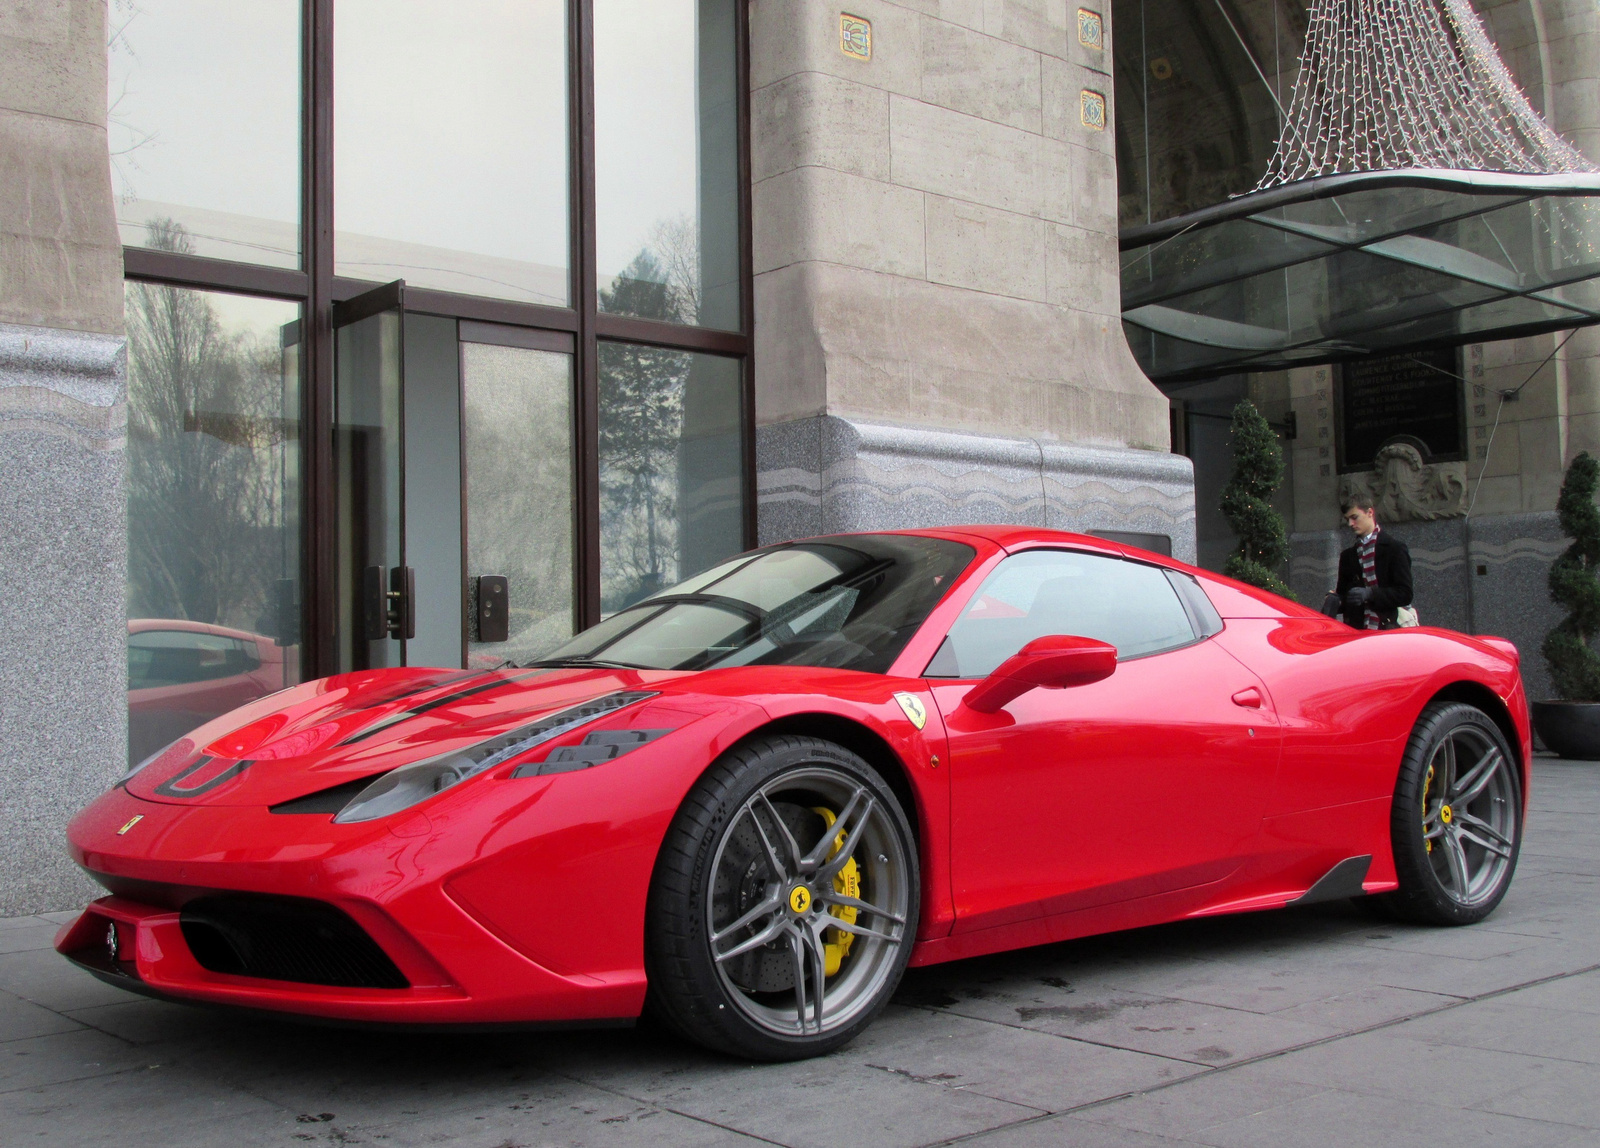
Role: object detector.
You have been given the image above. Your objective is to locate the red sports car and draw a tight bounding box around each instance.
[59,528,1529,1060]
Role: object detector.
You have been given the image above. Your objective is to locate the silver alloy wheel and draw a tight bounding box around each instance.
[706,765,911,1038]
[1420,723,1518,907]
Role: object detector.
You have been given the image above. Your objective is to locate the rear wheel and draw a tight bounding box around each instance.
[645,735,918,1060]
[1376,702,1521,925]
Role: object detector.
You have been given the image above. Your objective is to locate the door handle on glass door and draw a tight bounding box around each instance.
[388,566,416,641]
[1231,687,1262,708]
[477,575,509,644]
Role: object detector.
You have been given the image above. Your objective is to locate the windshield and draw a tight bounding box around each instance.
[533,534,976,674]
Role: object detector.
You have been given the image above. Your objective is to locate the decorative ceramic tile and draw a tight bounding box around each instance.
[840,13,871,60]
[1077,8,1103,49]
[1080,89,1106,130]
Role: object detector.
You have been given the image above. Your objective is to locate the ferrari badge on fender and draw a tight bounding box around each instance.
[893,692,927,729]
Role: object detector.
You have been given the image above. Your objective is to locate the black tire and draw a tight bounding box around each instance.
[645,734,919,1060]
[1374,701,1522,925]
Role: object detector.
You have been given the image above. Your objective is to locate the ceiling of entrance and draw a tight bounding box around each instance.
[1120,170,1600,384]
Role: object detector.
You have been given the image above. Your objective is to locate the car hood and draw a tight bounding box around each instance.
[124,665,693,808]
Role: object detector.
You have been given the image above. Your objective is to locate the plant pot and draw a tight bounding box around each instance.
[1531,700,1600,759]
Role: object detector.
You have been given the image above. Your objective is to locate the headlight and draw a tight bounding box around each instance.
[120,736,197,785]
[332,691,657,824]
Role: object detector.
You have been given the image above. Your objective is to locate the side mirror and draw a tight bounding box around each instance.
[962,635,1117,713]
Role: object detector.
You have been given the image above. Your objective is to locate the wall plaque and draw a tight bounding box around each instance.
[1077,9,1103,50]
[1080,89,1106,130]
[840,13,871,60]
[1336,347,1464,473]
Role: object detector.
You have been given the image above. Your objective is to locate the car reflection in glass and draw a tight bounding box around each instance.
[127,620,296,765]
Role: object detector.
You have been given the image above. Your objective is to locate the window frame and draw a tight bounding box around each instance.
[119,0,755,678]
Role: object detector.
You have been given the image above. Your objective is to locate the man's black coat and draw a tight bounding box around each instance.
[1335,531,1414,629]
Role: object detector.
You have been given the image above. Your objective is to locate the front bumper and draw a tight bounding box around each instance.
[56,784,655,1026]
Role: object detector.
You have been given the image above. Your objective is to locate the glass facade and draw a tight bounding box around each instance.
[334,0,570,305]
[599,344,744,610]
[108,0,301,267]
[116,1,752,732]
[595,0,742,330]
[1112,0,1285,228]
[125,283,303,762]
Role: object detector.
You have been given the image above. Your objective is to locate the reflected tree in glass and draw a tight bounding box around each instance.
[125,231,301,758]
[597,341,686,609]
[595,0,739,329]
[599,336,743,613]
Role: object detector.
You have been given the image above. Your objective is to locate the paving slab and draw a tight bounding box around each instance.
[1159,1086,1581,1148]
[0,946,142,1012]
[1386,996,1600,1065]
[0,989,84,1044]
[0,921,63,955]
[826,1003,1205,1111]
[0,1061,285,1147]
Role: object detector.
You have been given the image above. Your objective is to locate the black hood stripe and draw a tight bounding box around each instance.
[338,670,547,745]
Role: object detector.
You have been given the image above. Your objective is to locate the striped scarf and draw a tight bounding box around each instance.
[1359,528,1380,630]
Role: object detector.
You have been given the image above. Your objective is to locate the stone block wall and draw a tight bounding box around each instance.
[750,0,1187,544]
[0,0,125,913]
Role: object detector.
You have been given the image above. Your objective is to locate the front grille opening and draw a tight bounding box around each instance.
[179,894,409,989]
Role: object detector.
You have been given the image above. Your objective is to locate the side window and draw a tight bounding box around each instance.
[925,550,1197,678]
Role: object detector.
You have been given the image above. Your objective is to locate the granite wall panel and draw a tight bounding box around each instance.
[759,414,1196,563]
[0,322,126,913]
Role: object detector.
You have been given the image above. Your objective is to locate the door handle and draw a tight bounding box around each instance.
[361,566,415,641]
[1231,687,1263,709]
[477,575,509,643]
[388,566,416,641]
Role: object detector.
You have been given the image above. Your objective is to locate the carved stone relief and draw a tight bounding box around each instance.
[1337,442,1467,522]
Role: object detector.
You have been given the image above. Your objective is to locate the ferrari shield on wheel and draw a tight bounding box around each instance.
[1379,701,1522,925]
[645,735,918,1060]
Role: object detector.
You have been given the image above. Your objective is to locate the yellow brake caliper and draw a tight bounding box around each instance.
[812,807,860,977]
[1423,764,1435,852]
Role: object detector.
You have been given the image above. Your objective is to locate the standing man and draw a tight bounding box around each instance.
[1334,497,1414,629]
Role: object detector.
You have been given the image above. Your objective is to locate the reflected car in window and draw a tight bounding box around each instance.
[127,620,295,765]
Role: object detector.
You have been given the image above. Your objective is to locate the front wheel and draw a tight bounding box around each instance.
[1376,702,1522,925]
[645,735,919,1060]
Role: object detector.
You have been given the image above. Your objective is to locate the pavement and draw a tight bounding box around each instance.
[2,756,1598,1148]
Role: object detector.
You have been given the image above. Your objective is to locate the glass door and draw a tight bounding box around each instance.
[332,280,410,670]
[460,328,577,668]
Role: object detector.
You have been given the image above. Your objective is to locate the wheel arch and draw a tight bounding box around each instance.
[1424,680,1526,783]
[730,713,923,849]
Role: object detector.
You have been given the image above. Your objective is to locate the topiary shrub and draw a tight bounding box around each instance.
[1220,399,1293,599]
[1543,451,1600,701]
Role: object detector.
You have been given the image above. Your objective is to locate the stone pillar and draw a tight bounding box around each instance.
[749,1,1193,559]
[0,0,126,913]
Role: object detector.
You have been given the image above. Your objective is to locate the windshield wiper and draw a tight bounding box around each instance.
[524,656,641,670]
[642,593,765,622]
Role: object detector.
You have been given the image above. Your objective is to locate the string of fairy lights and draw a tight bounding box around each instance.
[1255,0,1597,190]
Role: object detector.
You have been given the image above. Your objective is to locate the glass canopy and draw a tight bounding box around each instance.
[1121,171,1600,383]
